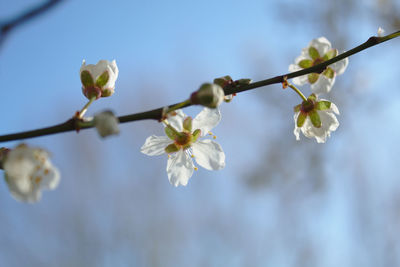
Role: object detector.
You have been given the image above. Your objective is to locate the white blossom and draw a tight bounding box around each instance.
[80,59,119,99]
[289,37,348,95]
[94,110,120,138]
[377,27,385,37]
[3,144,60,203]
[141,108,225,186]
[293,94,339,143]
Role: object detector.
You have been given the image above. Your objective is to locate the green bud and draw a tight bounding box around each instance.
[297,112,307,127]
[323,49,338,60]
[323,67,335,79]
[298,59,313,69]
[309,110,321,128]
[165,125,179,140]
[80,70,94,87]
[183,117,192,132]
[308,73,319,84]
[192,129,201,143]
[308,46,320,60]
[191,83,224,108]
[213,75,232,87]
[165,143,179,154]
[316,101,331,110]
[308,94,317,101]
[96,71,110,87]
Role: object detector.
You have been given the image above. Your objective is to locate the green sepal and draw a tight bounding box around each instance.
[96,71,110,88]
[308,94,317,101]
[294,104,301,113]
[316,101,331,110]
[183,117,192,132]
[236,78,252,85]
[298,59,313,69]
[80,70,94,87]
[213,75,232,87]
[165,143,179,154]
[308,73,319,84]
[309,110,321,128]
[323,49,337,60]
[323,67,335,79]
[192,129,201,143]
[297,112,307,127]
[165,125,179,140]
[308,46,320,60]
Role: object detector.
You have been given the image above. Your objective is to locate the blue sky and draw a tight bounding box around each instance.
[1,1,400,266]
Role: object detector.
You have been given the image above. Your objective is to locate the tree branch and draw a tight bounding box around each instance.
[0,30,399,143]
[0,0,63,48]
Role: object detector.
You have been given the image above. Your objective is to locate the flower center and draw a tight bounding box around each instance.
[175,132,191,146]
[312,57,325,66]
[301,99,315,113]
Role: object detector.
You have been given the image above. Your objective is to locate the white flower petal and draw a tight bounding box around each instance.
[301,110,339,143]
[310,37,332,56]
[311,74,335,95]
[192,140,225,170]
[141,135,171,156]
[38,163,60,190]
[167,110,185,132]
[330,102,340,115]
[289,63,309,85]
[192,108,221,136]
[377,27,385,37]
[294,51,311,64]
[331,57,348,76]
[293,112,301,140]
[167,150,194,186]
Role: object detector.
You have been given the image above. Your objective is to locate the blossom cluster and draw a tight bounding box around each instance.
[288,36,348,143]
[0,34,355,201]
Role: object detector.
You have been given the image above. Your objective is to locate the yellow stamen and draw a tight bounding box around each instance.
[194,167,198,171]
[191,154,195,158]
[213,135,217,139]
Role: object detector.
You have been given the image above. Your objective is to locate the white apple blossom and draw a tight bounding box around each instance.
[2,144,60,203]
[141,108,225,186]
[94,110,120,138]
[293,94,339,143]
[80,59,119,99]
[289,37,348,95]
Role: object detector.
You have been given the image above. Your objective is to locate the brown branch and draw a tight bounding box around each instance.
[0,30,399,143]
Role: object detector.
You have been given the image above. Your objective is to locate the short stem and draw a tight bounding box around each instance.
[78,96,96,119]
[287,83,307,101]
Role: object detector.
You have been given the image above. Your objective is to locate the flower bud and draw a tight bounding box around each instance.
[80,59,119,99]
[94,110,120,138]
[190,83,224,108]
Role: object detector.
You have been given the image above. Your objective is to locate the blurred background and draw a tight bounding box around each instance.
[1,0,400,266]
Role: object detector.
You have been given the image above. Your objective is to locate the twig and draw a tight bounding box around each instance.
[0,0,62,47]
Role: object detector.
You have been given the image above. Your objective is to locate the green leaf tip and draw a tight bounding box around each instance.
[80,70,94,87]
[96,71,110,87]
